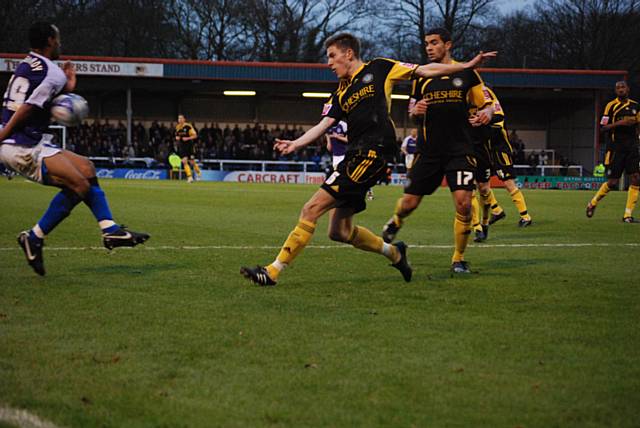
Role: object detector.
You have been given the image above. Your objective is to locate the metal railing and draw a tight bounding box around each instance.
[513,164,583,177]
[87,156,324,172]
[85,157,584,177]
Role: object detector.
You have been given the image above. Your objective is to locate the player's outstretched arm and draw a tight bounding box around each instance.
[414,51,497,79]
[274,116,336,155]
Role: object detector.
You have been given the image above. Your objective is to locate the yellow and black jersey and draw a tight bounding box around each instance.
[321,58,418,153]
[175,122,197,141]
[411,64,490,156]
[601,97,639,148]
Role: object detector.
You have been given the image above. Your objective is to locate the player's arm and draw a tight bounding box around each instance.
[274,117,336,155]
[182,126,197,141]
[325,134,332,152]
[414,51,497,79]
[331,134,348,143]
[599,102,614,132]
[0,103,37,141]
[409,97,427,123]
[62,61,76,92]
[604,116,639,130]
[468,83,495,127]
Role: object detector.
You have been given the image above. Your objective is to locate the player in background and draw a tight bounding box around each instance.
[0,22,149,276]
[587,81,640,222]
[401,128,418,171]
[240,32,496,286]
[471,85,532,242]
[175,114,201,183]
[381,28,495,274]
[325,119,348,170]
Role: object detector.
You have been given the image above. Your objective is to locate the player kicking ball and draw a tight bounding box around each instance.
[240,32,495,286]
[0,22,149,276]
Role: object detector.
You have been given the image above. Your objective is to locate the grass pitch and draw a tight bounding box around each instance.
[0,178,639,427]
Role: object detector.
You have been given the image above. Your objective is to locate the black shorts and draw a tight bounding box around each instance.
[475,141,493,184]
[178,141,195,159]
[490,129,516,181]
[475,131,516,183]
[405,152,477,195]
[605,147,640,179]
[321,149,387,214]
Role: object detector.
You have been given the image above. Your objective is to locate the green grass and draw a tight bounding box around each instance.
[1,178,639,427]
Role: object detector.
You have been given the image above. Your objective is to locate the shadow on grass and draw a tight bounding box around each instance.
[74,262,182,276]
[410,256,563,282]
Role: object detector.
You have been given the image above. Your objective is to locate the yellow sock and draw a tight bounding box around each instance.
[266,219,316,280]
[452,212,471,263]
[348,226,398,263]
[193,162,201,175]
[591,182,610,207]
[624,185,639,218]
[510,188,531,220]
[479,191,491,226]
[184,163,193,178]
[392,198,406,227]
[471,193,482,232]
[488,189,503,215]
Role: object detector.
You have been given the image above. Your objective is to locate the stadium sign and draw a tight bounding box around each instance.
[516,176,606,190]
[198,170,325,184]
[225,171,325,184]
[96,168,167,179]
[0,58,164,77]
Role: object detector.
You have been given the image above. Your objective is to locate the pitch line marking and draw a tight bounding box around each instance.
[0,243,638,252]
[0,406,61,428]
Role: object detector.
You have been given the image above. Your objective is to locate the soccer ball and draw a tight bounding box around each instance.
[50,93,89,126]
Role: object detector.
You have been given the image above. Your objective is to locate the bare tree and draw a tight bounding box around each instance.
[242,0,363,62]
[534,0,640,70]
[364,0,496,63]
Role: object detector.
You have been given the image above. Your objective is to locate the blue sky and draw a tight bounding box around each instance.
[498,0,535,13]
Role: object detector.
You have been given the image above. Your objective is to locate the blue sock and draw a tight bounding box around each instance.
[84,177,119,233]
[37,189,83,236]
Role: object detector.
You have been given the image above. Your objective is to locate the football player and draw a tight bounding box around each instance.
[0,22,150,275]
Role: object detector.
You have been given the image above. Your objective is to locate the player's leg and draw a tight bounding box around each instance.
[15,149,90,275]
[446,158,475,273]
[487,189,505,224]
[450,189,473,273]
[181,156,193,182]
[382,193,422,243]
[588,150,618,217]
[190,157,201,178]
[473,148,492,241]
[241,188,335,286]
[471,189,481,234]
[476,182,492,229]
[623,161,640,222]
[503,179,531,227]
[329,207,411,282]
[382,153,435,243]
[46,150,149,250]
[474,182,492,242]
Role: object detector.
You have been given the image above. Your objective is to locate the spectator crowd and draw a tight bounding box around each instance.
[63,120,329,166]
[60,120,576,175]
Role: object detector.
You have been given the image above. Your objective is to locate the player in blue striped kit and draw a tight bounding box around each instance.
[0,22,150,275]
